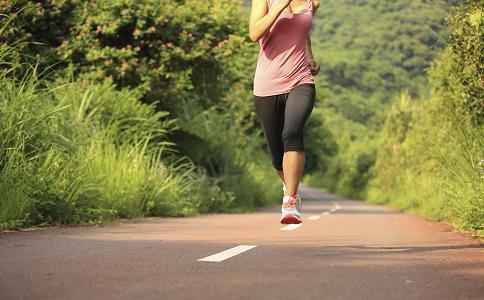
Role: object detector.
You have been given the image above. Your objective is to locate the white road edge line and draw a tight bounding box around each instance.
[280,224,303,231]
[198,245,257,262]
[308,215,320,220]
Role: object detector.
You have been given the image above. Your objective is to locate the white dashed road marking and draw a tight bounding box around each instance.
[308,215,320,220]
[198,245,257,262]
[280,224,303,231]
[321,211,330,215]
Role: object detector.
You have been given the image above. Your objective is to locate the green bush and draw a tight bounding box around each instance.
[0,59,235,229]
[1,0,254,112]
[368,83,483,236]
[367,0,483,236]
[444,0,483,121]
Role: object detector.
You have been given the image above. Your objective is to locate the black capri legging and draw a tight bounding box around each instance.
[253,83,316,171]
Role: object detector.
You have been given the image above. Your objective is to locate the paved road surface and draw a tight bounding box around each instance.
[1,184,483,299]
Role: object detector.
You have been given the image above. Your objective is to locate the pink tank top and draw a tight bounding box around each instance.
[253,0,315,97]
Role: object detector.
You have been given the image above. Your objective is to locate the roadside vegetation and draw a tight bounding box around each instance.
[0,0,281,230]
[1,0,481,236]
[367,1,483,236]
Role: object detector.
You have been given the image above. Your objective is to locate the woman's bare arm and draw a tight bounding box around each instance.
[249,0,293,42]
[305,36,320,75]
[305,35,314,60]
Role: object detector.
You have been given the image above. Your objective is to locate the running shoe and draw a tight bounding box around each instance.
[282,182,302,212]
[280,194,302,224]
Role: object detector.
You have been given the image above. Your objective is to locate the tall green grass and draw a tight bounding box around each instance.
[0,43,238,230]
[367,85,483,237]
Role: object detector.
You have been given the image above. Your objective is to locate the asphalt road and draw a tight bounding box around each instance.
[1,184,483,300]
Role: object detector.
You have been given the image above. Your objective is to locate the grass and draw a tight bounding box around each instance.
[0,13,281,230]
[366,89,483,238]
[0,54,235,230]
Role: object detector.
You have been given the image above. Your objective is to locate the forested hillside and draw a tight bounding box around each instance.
[313,0,454,124]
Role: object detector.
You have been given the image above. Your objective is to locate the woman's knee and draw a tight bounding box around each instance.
[282,127,304,151]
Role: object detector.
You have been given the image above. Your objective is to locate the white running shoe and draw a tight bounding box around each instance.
[282,182,302,212]
[280,194,302,224]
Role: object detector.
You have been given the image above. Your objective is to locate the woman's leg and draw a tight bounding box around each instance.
[282,152,304,196]
[253,94,285,173]
[282,83,316,197]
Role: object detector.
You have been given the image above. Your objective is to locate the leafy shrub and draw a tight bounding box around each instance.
[367,1,483,236]
[1,0,254,112]
[444,0,483,121]
[0,58,234,229]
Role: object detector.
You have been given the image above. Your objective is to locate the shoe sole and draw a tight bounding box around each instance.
[280,213,302,224]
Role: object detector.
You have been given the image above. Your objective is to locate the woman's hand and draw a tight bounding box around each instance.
[307,58,320,76]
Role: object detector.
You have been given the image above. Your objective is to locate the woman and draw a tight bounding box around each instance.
[249,0,320,224]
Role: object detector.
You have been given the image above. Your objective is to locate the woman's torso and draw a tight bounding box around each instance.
[253,0,315,97]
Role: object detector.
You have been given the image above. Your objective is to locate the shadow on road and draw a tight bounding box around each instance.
[314,244,484,254]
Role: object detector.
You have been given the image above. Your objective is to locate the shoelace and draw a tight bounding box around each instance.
[283,196,298,209]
